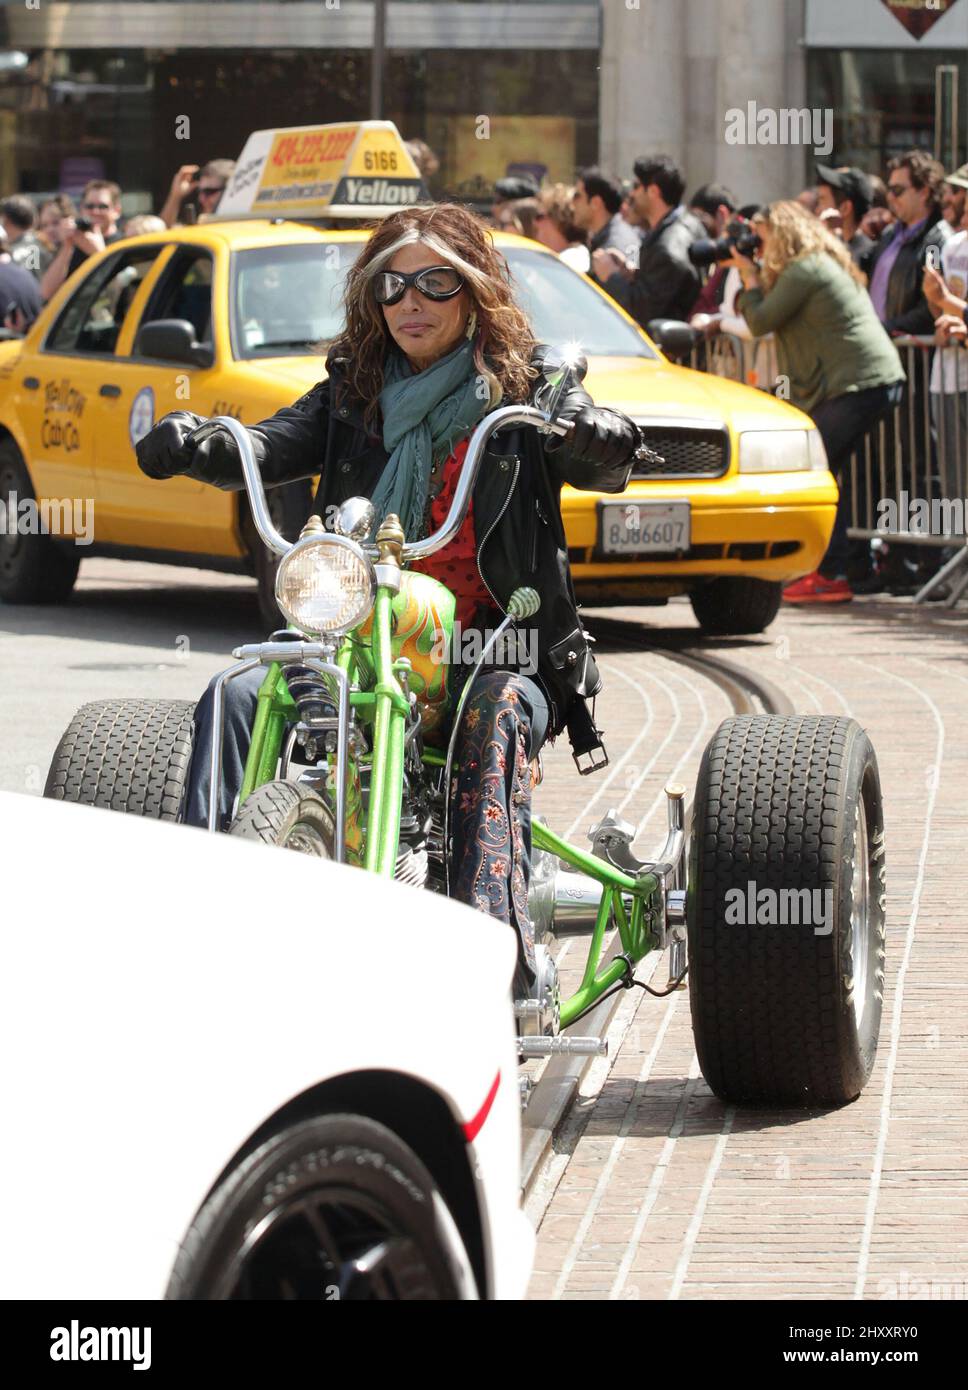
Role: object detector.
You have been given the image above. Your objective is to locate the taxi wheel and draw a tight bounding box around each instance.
[689,577,782,636]
[0,441,80,604]
[244,479,314,630]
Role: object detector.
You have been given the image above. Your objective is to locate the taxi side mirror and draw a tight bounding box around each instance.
[135,319,213,368]
[646,319,698,362]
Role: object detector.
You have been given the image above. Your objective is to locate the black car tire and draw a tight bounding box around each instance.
[0,440,80,603]
[167,1113,469,1300]
[689,577,782,636]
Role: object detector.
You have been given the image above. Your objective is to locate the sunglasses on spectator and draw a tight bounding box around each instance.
[372,265,464,305]
[82,202,112,211]
[198,186,223,197]
[886,183,912,197]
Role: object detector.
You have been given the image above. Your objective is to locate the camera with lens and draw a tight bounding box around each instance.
[689,216,762,269]
[74,216,94,234]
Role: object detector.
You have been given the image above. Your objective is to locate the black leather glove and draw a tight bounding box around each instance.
[559,405,639,469]
[137,414,251,490]
[135,411,206,480]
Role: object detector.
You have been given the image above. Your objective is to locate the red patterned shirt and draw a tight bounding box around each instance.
[409,437,495,629]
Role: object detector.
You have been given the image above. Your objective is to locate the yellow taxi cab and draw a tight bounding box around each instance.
[0,121,837,635]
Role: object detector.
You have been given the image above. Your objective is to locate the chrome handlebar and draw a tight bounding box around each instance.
[210,404,570,564]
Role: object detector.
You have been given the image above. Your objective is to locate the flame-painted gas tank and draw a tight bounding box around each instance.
[355,569,456,733]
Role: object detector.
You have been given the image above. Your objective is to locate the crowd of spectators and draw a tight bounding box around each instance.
[490,147,968,602]
[0,157,235,332]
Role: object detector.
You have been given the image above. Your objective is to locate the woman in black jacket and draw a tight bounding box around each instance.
[136,203,640,989]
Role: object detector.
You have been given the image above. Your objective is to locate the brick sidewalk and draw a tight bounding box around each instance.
[527,595,968,1301]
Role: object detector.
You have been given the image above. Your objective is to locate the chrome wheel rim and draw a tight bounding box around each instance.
[850,797,871,1028]
[283,820,328,856]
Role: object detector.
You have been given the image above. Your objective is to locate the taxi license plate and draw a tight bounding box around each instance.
[597,501,691,557]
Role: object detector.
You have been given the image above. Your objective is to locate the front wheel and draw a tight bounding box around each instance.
[229,779,336,856]
[689,577,782,636]
[166,1114,472,1299]
[688,714,885,1106]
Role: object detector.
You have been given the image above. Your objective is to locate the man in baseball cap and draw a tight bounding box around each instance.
[815,164,876,267]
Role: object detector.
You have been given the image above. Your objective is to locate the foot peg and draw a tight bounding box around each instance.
[517,1035,608,1059]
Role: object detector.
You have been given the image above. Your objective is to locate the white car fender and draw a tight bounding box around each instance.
[0,792,534,1299]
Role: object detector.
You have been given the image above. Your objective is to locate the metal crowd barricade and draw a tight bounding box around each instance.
[843,336,968,606]
[688,329,968,607]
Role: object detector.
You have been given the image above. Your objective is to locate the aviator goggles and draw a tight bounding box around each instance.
[372,265,465,305]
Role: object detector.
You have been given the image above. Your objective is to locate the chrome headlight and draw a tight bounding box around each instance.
[738,428,828,473]
[275,534,376,635]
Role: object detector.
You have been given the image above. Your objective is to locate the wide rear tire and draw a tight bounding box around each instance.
[687,714,885,1106]
[44,698,195,819]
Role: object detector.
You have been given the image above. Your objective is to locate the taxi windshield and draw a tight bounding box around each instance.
[230,239,655,360]
[231,242,359,357]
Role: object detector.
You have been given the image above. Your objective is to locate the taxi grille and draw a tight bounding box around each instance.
[631,423,730,480]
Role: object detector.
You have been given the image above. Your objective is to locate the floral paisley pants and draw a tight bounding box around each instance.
[448,668,551,987]
[185,664,551,990]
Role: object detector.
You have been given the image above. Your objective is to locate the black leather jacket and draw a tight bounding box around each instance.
[863,208,952,337]
[604,206,703,328]
[151,346,638,760]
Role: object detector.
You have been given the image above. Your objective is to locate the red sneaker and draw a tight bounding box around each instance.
[782,571,853,604]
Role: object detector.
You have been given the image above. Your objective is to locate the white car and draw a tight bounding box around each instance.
[1,791,533,1300]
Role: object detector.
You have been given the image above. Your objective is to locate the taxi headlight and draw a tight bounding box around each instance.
[275,535,376,635]
[738,428,828,473]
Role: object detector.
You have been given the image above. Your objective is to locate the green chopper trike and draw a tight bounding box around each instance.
[46,355,886,1107]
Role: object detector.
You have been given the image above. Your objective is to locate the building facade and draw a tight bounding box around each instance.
[0,0,963,214]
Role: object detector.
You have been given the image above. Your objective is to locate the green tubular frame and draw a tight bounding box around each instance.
[238,578,662,1028]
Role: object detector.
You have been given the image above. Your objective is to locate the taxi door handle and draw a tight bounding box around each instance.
[100,384,122,398]
[22,376,39,389]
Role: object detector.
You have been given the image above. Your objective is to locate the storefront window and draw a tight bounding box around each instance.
[809,48,968,174]
[385,48,599,200]
[0,39,599,212]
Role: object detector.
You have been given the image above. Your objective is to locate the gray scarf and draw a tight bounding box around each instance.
[369,339,495,541]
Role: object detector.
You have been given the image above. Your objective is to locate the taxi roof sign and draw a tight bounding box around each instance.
[216,121,428,220]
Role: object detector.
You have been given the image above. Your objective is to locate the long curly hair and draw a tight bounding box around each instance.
[757,200,865,290]
[332,204,537,430]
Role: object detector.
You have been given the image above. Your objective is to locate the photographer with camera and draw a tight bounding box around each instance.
[687,184,739,327]
[39,180,124,303]
[731,201,905,605]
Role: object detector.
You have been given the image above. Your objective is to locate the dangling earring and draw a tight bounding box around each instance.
[465,308,478,340]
